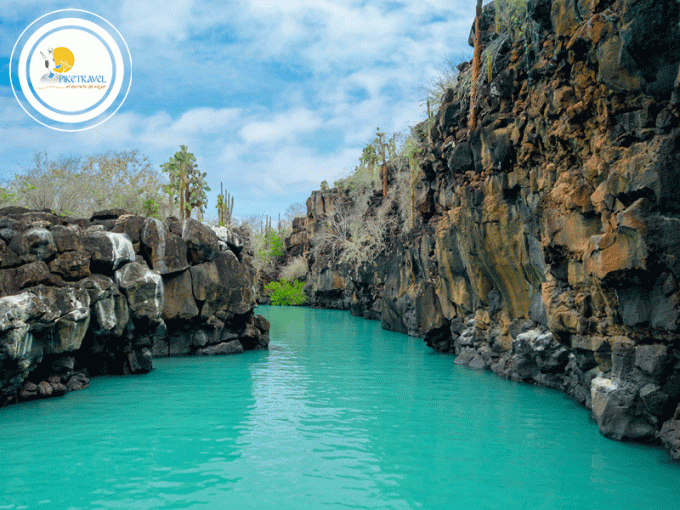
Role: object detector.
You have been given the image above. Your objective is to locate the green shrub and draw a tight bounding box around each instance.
[264,279,308,306]
[269,232,285,258]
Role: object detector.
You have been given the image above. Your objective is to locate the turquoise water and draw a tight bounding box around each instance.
[1,306,678,509]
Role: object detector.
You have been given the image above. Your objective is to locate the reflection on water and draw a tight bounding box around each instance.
[0,305,678,509]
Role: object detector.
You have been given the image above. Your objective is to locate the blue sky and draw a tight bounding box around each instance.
[1,0,477,220]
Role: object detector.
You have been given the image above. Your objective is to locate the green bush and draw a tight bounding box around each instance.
[264,279,308,306]
[269,232,285,258]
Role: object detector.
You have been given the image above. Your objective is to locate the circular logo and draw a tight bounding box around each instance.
[10,9,131,131]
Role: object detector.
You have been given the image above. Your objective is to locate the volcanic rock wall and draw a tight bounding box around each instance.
[0,207,268,407]
[286,0,680,459]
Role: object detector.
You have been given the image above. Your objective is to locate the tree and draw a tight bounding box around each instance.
[9,150,166,217]
[469,0,484,133]
[161,145,210,221]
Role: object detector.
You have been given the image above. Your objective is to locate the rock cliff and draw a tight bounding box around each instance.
[285,0,680,459]
[0,208,268,406]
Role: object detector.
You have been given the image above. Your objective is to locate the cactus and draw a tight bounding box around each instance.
[161,145,209,221]
[216,183,235,226]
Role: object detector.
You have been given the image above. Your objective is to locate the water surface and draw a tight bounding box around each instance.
[1,306,678,509]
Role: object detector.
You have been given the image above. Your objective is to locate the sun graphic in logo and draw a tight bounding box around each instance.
[51,47,74,73]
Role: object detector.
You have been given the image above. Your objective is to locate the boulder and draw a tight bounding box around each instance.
[0,261,55,295]
[182,218,219,264]
[161,270,199,320]
[112,214,146,244]
[140,218,189,275]
[254,314,270,334]
[596,35,643,93]
[90,209,126,221]
[65,372,89,391]
[164,216,183,237]
[31,286,91,354]
[48,376,68,396]
[80,275,129,336]
[37,380,53,397]
[82,232,135,272]
[551,0,581,39]
[49,225,82,253]
[23,228,56,261]
[166,331,192,356]
[19,381,38,400]
[126,348,153,374]
[590,376,656,441]
[660,407,680,461]
[1,325,36,363]
[212,225,244,256]
[48,251,91,280]
[190,251,255,318]
[635,344,670,383]
[115,262,164,321]
[0,291,46,331]
[196,340,244,356]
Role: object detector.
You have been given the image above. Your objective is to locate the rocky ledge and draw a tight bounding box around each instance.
[0,207,268,406]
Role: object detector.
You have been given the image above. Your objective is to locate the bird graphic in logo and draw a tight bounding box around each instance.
[39,47,74,82]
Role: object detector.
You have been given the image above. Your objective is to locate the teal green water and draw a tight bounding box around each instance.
[1,306,678,509]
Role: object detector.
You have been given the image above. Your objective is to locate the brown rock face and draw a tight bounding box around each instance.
[286,0,680,459]
[162,270,199,320]
[190,251,255,318]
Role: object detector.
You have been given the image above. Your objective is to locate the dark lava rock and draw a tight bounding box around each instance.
[140,218,188,275]
[90,209,127,221]
[182,218,219,264]
[196,340,244,356]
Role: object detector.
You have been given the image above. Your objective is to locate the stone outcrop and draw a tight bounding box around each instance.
[285,0,680,459]
[0,208,269,407]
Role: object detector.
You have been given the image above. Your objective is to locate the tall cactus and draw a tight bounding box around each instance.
[161,145,209,221]
[216,183,235,226]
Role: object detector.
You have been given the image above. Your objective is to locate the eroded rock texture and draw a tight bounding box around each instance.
[285,0,680,459]
[0,209,268,407]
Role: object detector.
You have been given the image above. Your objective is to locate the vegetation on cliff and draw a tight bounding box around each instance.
[161,145,210,221]
[0,150,167,219]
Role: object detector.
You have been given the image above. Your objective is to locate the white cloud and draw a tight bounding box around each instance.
[240,108,323,143]
[119,0,196,41]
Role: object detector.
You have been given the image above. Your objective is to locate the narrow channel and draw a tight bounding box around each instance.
[1,305,678,509]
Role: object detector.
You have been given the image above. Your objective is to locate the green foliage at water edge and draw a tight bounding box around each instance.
[264,279,309,306]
